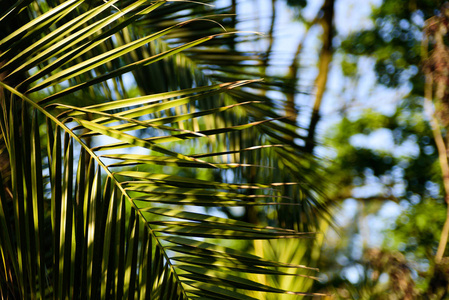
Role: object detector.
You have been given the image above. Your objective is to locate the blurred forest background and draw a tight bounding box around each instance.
[225,0,449,298]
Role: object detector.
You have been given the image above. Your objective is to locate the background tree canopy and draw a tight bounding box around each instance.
[2,0,449,299]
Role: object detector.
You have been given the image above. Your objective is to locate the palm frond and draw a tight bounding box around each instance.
[0,0,326,298]
[129,3,331,231]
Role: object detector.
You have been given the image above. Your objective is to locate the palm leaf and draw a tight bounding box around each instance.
[127,2,331,231]
[0,0,325,299]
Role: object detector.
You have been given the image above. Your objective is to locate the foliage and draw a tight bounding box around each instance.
[340,0,438,89]
[324,99,439,202]
[313,0,449,297]
[0,0,329,298]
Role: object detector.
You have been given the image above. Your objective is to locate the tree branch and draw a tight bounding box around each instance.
[422,24,449,263]
[304,0,335,153]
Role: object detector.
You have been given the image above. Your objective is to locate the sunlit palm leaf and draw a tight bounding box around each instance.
[0,0,325,299]
[127,2,330,231]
